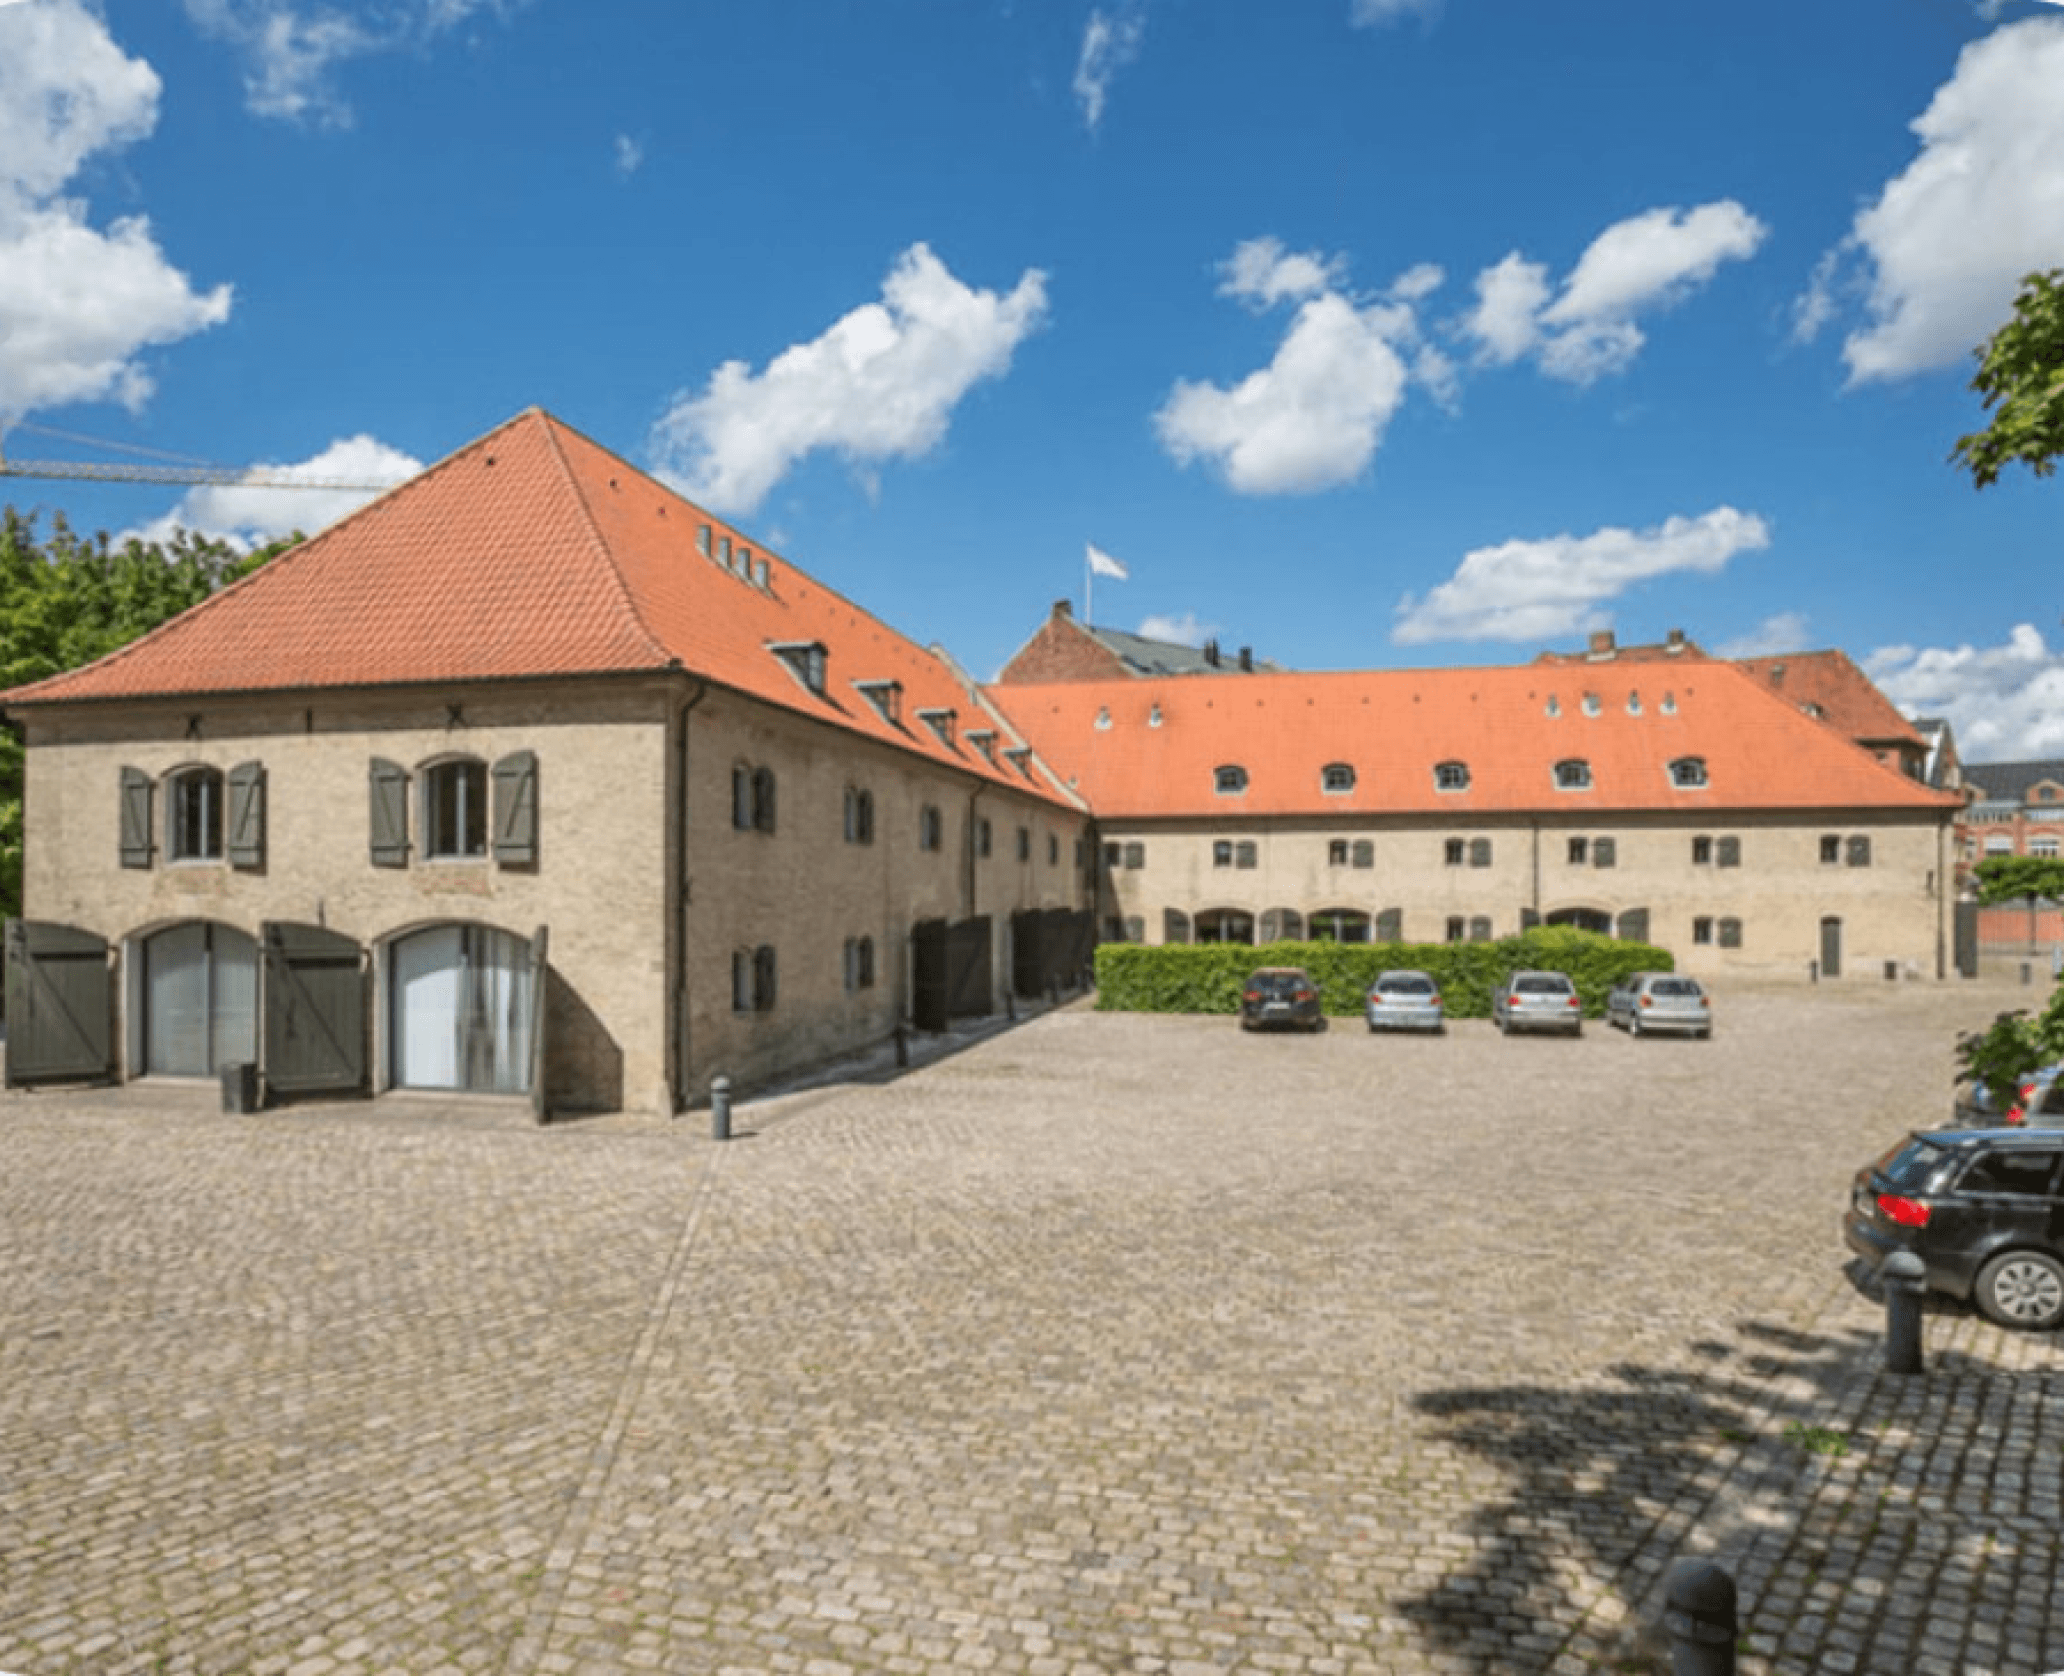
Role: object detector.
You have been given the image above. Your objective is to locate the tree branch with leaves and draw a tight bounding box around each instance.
[1952,268,2064,489]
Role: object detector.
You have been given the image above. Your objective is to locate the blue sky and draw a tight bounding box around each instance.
[2,0,2061,757]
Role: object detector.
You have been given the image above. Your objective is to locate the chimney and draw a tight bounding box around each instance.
[1203,639,1220,667]
[1770,661,1786,687]
[1665,627,1685,652]
[1054,599,1073,619]
[1587,629,1616,659]
[1238,646,1253,672]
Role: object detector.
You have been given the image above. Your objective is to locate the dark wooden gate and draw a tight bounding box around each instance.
[1011,909,1045,998]
[3,920,114,1088]
[1953,901,1979,979]
[260,922,367,1098]
[946,916,992,1019]
[912,918,949,1032]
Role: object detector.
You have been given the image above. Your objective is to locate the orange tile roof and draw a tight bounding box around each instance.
[990,663,1960,818]
[1,410,1079,808]
[1732,650,1923,749]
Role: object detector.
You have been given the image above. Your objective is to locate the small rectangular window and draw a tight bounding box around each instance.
[1445,916,1465,942]
[1469,837,1492,868]
[1568,837,1588,865]
[1692,836,1712,865]
[1444,838,1464,866]
[1693,916,1714,945]
[1213,840,1234,869]
[1716,836,1741,869]
[1820,834,1841,864]
[1123,842,1145,870]
[1329,839,1349,867]
[1846,835,1872,868]
[1718,917,1743,949]
[1103,841,1121,866]
[1019,827,1032,862]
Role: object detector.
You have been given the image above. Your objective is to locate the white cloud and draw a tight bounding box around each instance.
[1392,506,1771,645]
[1220,237,1346,309]
[613,133,643,177]
[1137,611,1214,647]
[1714,612,1813,658]
[1074,3,1147,133]
[1865,626,2064,759]
[647,243,1049,516]
[179,0,523,126]
[0,1,231,419]
[123,434,422,549]
[1461,201,1767,384]
[1350,0,1440,27]
[1809,16,2064,382]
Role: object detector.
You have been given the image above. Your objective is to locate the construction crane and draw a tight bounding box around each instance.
[0,421,398,491]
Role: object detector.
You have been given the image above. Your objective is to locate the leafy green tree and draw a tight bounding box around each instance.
[1972,854,2064,906]
[1,510,298,923]
[1951,268,2064,489]
[1956,856,2064,1104]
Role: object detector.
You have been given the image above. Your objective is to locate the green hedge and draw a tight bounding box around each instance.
[1093,927,1672,1019]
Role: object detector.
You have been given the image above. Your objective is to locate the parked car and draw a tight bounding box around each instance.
[1843,1126,2064,1331]
[1605,971,1712,1038]
[1239,967,1324,1032]
[1490,970,1582,1036]
[1364,969,1443,1034]
[1953,1061,2064,1127]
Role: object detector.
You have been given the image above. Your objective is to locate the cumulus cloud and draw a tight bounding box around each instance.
[1074,2,1147,132]
[1461,201,1767,383]
[1158,241,1454,495]
[1865,626,2064,759]
[1137,611,1214,647]
[1392,507,1771,645]
[180,0,523,126]
[1799,16,2064,382]
[122,435,422,549]
[0,1,231,419]
[1715,612,1813,658]
[647,243,1048,516]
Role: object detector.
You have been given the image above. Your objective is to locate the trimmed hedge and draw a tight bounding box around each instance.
[1093,927,1673,1019]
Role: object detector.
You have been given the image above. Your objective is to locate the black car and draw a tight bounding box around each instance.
[1239,967,1324,1032]
[1843,1126,2064,1330]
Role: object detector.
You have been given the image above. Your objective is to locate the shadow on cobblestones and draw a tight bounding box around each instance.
[1398,1322,1868,1674]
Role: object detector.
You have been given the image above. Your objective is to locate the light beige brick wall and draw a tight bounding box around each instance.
[1095,809,1953,978]
[679,687,1089,1095]
[18,679,676,1112]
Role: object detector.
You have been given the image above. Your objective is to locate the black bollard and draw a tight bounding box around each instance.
[1663,1560,1738,1676]
[710,1074,731,1142]
[1882,1250,1926,1375]
[894,1024,909,1068]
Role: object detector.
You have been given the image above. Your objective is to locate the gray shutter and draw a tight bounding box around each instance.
[119,767,154,868]
[1616,907,1650,944]
[492,750,539,865]
[1592,837,1617,868]
[1716,835,1741,868]
[369,758,409,867]
[227,761,266,868]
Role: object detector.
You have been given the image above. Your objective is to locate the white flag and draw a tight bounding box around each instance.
[1087,543,1129,580]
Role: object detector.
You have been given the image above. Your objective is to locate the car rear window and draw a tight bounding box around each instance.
[1515,976,1570,994]
[1251,972,1307,996]
[1651,979,1701,997]
[1382,977,1434,995]
[1874,1136,1952,1192]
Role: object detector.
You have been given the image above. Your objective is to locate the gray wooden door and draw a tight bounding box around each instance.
[261,923,367,1098]
[4,920,114,1088]
[911,919,948,1032]
[1820,916,1843,978]
[946,916,992,1018]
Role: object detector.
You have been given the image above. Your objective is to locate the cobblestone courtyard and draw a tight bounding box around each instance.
[2,977,2060,1676]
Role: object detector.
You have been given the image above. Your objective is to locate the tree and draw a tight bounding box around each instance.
[1951,268,2064,489]
[1972,854,2064,907]
[0,511,298,924]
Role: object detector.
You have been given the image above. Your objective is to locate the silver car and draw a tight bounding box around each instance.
[1364,969,1444,1033]
[1606,971,1712,1039]
[1491,970,1583,1036]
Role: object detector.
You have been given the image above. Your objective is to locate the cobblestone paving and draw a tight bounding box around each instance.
[2,977,2059,1675]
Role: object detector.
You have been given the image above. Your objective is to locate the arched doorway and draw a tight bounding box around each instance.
[1546,907,1612,935]
[138,921,258,1076]
[1309,908,1372,943]
[1195,908,1256,945]
[388,924,537,1094]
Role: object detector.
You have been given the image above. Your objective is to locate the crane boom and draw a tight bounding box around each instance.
[0,456,395,490]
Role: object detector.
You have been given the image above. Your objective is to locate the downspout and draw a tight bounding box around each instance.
[966,780,989,921]
[673,675,708,1111]
[1530,818,1541,928]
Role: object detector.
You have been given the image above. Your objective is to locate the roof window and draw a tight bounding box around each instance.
[1435,760,1470,792]
[1554,758,1592,791]
[696,524,712,557]
[966,728,997,764]
[1003,744,1033,775]
[1214,764,1248,796]
[1094,707,1111,730]
[854,679,902,724]
[1581,692,1601,717]
[1626,691,1642,715]
[1545,694,1560,718]
[769,641,828,696]
[1148,704,1163,728]
[918,707,958,749]
[1321,762,1356,794]
[1669,756,1708,789]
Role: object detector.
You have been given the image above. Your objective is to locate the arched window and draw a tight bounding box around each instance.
[1162,908,1191,945]
[843,786,874,845]
[1309,908,1371,944]
[1195,909,1255,945]
[1321,763,1356,794]
[1259,908,1304,942]
[423,758,488,858]
[166,766,225,861]
[1554,759,1592,790]
[1214,764,1248,795]
[1669,756,1708,789]
[1435,760,1470,792]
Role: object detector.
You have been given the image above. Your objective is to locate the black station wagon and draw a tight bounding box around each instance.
[1843,1127,2064,1331]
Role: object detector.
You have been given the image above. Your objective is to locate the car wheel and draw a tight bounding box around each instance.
[1629,1012,1643,1038]
[1974,1249,2064,1331]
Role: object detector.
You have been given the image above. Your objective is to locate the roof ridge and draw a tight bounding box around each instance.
[529,412,677,670]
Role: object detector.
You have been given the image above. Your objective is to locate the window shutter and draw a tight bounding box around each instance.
[492,751,539,865]
[119,767,154,869]
[227,761,266,868]
[1592,837,1617,869]
[1717,836,1741,869]
[1616,907,1649,943]
[369,758,409,867]
[1375,908,1402,942]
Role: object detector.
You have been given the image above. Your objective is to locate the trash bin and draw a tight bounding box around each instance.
[220,1061,259,1114]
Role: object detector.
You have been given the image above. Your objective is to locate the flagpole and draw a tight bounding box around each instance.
[1085,548,1093,627]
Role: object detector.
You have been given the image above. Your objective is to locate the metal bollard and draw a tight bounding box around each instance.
[1882,1250,1927,1375]
[2022,961,2034,986]
[1004,990,1016,1022]
[1808,959,1818,984]
[1663,1560,1738,1676]
[710,1074,731,1143]
[894,1024,909,1068]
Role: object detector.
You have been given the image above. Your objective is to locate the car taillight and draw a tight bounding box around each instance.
[1243,991,1261,1004]
[1639,996,1652,1008]
[1877,1194,1931,1228]
[2005,1106,2026,1126]
[1568,995,1581,1007]
[1295,989,1314,1002]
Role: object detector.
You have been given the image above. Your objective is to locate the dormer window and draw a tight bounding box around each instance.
[1554,759,1592,791]
[1545,695,1560,717]
[1581,693,1601,717]
[1321,763,1356,794]
[718,535,733,567]
[1214,764,1248,796]
[1626,691,1642,715]
[769,640,828,696]
[854,680,902,725]
[1661,692,1677,715]
[1094,707,1112,730]
[1003,744,1033,774]
[918,707,957,748]
[966,728,996,764]
[1669,756,1709,789]
[696,524,712,557]
[1435,760,1470,793]
[1148,705,1163,728]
